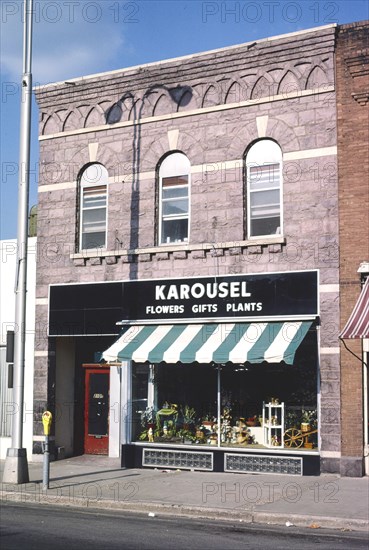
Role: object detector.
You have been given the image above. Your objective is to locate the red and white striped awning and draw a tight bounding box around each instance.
[339,278,369,339]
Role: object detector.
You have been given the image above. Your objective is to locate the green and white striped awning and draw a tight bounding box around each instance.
[102,321,312,365]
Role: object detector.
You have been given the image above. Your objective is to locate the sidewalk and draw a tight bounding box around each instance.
[1,455,368,532]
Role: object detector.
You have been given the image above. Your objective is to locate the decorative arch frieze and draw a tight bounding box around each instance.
[137,90,159,119]
[63,110,82,132]
[176,87,195,112]
[126,97,140,121]
[40,55,332,136]
[84,102,109,128]
[305,64,329,91]
[225,78,248,104]
[42,109,72,135]
[190,83,208,110]
[277,70,301,96]
[250,73,275,101]
[202,83,220,108]
[42,113,60,135]
[153,93,177,117]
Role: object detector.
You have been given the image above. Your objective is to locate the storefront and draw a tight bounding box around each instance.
[98,270,320,475]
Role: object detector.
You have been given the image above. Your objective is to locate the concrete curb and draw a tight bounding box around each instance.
[1,490,368,532]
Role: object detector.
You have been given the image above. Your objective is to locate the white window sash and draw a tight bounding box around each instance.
[247,160,282,238]
[80,184,107,250]
[159,158,190,244]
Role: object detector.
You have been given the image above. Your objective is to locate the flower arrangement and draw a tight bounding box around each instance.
[221,406,232,423]
[141,406,155,428]
[202,413,216,424]
[301,409,317,427]
[181,405,196,425]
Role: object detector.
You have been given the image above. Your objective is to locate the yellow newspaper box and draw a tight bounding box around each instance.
[42,411,52,436]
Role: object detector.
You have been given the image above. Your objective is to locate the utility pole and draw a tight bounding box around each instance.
[2,0,33,484]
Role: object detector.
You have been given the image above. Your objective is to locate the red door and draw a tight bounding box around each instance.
[84,368,110,455]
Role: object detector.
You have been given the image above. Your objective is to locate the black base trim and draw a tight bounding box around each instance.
[121,444,320,475]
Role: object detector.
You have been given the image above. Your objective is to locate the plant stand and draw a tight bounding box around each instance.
[263,401,285,448]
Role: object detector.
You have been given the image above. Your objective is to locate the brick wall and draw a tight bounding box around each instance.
[336,21,369,476]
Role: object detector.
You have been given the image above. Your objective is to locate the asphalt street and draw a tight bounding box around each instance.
[1,502,368,550]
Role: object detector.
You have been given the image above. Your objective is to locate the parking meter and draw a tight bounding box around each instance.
[42,411,52,490]
[42,411,52,435]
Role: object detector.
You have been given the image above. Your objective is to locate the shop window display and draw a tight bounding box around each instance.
[131,333,318,450]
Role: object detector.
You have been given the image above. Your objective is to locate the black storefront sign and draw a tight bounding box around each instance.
[49,271,318,336]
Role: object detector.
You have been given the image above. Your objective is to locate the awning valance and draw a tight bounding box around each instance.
[340,278,369,339]
[102,321,312,365]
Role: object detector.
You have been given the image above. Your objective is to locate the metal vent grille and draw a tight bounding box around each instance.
[225,453,302,475]
[143,448,213,471]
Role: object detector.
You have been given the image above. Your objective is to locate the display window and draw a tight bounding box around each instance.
[131,331,318,451]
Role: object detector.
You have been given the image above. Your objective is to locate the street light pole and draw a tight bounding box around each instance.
[2,0,33,484]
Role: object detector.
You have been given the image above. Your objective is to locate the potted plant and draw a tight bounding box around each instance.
[195,426,206,441]
[300,409,317,432]
[181,405,196,430]
[202,413,215,429]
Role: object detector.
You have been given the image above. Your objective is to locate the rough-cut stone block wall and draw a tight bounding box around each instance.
[33,26,341,467]
[336,21,369,477]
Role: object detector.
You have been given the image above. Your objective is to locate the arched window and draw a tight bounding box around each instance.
[79,163,108,250]
[246,140,282,238]
[158,152,190,244]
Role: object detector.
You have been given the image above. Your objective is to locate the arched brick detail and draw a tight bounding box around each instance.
[225,78,249,104]
[153,93,176,117]
[69,143,121,183]
[305,64,329,90]
[138,136,175,173]
[76,104,92,119]
[190,83,208,110]
[202,83,221,108]
[137,130,207,173]
[120,94,136,121]
[267,118,300,151]
[251,73,274,101]
[242,117,300,153]
[242,120,262,152]
[138,91,159,119]
[84,102,109,128]
[42,113,62,135]
[277,70,301,96]
[63,110,81,132]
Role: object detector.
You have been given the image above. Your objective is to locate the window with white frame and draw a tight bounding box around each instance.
[246,140,282,238]
[79,164,108,250]
[159,152,190,244]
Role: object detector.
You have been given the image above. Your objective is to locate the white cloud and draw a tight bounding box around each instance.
[1,1,128,84]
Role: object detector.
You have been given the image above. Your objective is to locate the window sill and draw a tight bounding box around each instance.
[70,236,285,265]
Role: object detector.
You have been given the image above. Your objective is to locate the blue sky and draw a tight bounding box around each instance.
[1,0,368,240]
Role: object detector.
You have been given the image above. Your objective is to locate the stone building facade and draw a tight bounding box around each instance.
[33,24,343,474]
[336,21,369,477]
